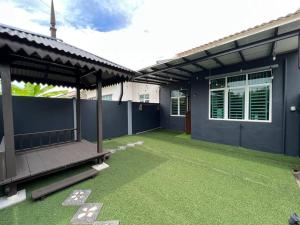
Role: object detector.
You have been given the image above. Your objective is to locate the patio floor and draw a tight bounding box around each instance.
[0,140,102,186]
[0,130,300,225]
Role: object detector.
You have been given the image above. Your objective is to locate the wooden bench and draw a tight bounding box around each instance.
[31,168,99,200]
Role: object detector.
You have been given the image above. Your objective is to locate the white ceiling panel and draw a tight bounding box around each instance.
[198,59,220,69]
[208,42,236,54]
[217,52,243,65]
[181,64,201,72]
[278,20,300,34]
[184,51,206,60]
[238,29,274,46]
[242,44,271,61]
[275,36,298,54]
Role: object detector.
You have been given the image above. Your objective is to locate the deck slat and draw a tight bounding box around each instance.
[31,168,99,200]
[12,154,30,181]
[0,140,109,186]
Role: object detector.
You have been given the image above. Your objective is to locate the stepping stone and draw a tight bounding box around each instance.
[62,190,91,206]
[110,149,117,154]
[71,203,103,224]
[94,221,119,225]
[118,146,127,151]
[135,141,144,145]
[126,143,135,147]
[92,163,109,172]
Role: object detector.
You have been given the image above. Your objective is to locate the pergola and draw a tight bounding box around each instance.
[136,11,300,84]
[0,23,136,195]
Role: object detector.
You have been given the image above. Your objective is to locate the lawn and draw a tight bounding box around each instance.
[1,130,300,225]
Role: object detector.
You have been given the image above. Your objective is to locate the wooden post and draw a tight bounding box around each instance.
[76,78,81,142]
[96,74,103,153]
[0,63,16,179]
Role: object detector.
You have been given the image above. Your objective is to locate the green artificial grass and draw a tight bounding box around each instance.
[1,130,300,225]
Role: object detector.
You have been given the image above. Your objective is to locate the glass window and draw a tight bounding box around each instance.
[248,71,272,85]
[102,94,112,101]
[210,90,224,119]
[228,88,245,119]
[210,78,225,89]
[171,90,187,116]
[227,75,246,87]
[140,94,150,103]
[209,70,272,122]
[249,86,270,121]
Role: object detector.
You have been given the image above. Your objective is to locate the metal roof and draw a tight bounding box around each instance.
[136,10,300,85]
[0,23,137,88]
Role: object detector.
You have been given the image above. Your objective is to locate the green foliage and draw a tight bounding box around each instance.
[10,83,68,97]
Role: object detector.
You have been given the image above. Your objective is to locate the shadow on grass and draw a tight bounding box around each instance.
[88,148,168,199]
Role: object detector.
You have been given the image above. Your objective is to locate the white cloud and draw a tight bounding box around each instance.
[0,0,299,70]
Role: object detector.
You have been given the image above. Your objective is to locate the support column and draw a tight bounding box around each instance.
[76,79,81,142]
[96,74,103,153]
[0,63,16,179]
[127,101,132,135]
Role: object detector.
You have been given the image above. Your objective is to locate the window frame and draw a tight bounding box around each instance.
[208,70,272,123]
[170,90,187,117]
[139,94,150,103]
[102,94,113,101]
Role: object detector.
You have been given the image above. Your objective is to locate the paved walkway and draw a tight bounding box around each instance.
[63,141,144,224]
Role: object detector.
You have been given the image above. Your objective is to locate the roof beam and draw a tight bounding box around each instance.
[142,75,178,82]
[269,27,279,57]
[165,63,193,74]
[234,41,246,62]
[159,72,189,80]
[134,77,170,85]
[136,30,299,78]
[182,57,208,71]
[204,50,224,67]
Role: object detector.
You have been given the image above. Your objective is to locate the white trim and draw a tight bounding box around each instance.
[205,65,277,80]
[208,70,273,123]
[170,90,187,116]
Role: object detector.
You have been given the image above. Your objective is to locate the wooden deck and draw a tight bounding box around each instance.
[0,140,106,186]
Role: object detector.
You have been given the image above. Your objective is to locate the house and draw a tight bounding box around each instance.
[82,82,159,103]
[137,10,300,156]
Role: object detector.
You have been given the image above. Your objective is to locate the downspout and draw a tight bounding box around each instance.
[282,58,288,155]
[118,82,124,105]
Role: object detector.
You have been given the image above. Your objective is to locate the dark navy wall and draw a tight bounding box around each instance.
[132,102,160,133]
[81,100,128,141]
[0,96,74,139]
[285,53,300,156]
[159,82,189,132]
[159,52,300,156]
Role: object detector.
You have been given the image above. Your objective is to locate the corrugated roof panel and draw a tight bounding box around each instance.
[181,64,200,72]
[275,36,298,54]
[237,29,274,46]
[184,51,206,61]
[198,59,220,69]
[207,42,236,54]
[242,44,271,61]
[217,52,242,65]
[0,23,135,74]
[278,20,300,34]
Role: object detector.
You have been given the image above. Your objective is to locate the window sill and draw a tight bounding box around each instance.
[208,118,272,123]
[170,115,186,117]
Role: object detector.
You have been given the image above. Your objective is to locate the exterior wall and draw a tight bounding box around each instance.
[159,52,300,156]
[132,102,160,133]
[85,82,160,103]
[160,82,189,132]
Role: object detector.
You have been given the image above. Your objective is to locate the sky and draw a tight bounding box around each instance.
[0,0,299,70]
